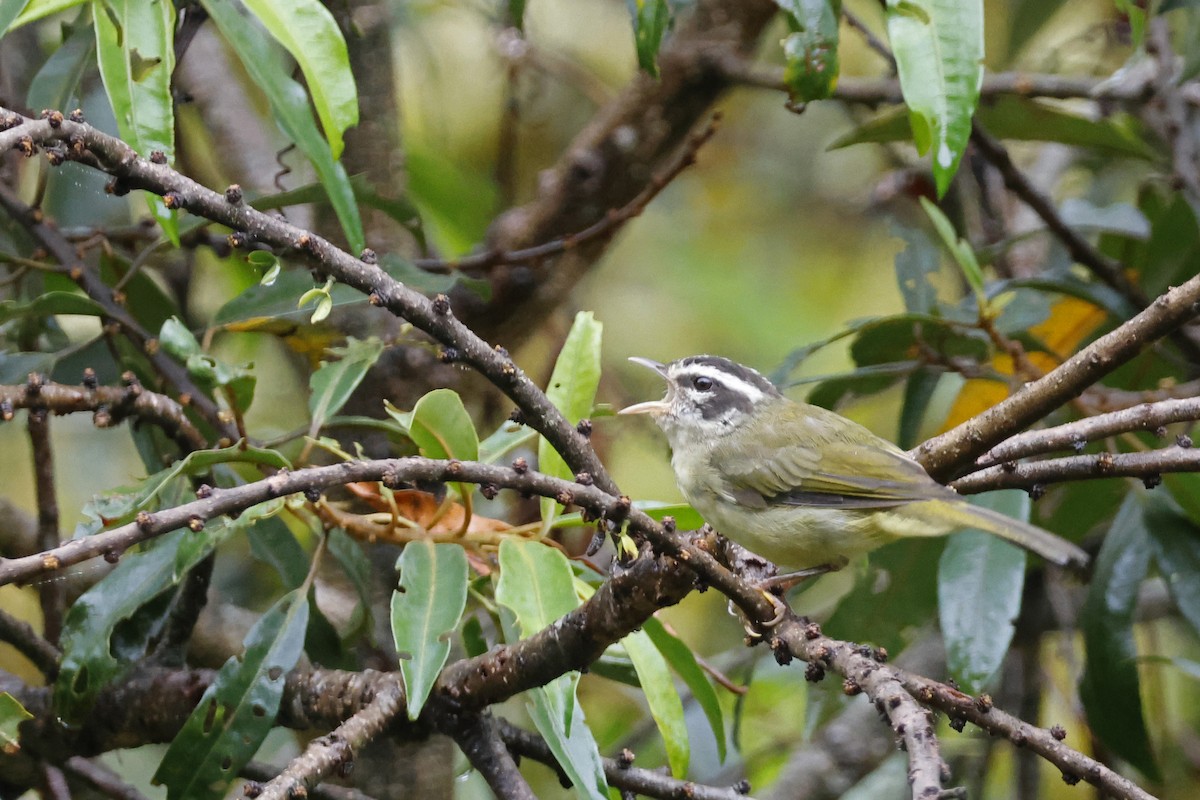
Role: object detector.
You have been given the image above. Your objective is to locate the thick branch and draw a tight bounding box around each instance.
[913,273,1200,480]
[26,409,62,643]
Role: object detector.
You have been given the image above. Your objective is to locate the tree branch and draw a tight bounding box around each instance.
[913,273,1200,480]
[445,713,536,800]
[970,396,1200,469]
[952,446,1200,494]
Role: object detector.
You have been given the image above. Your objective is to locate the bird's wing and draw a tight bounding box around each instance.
[718,439,953,510]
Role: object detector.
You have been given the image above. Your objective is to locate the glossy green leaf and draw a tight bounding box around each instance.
[200,0,364,252]
[885,0,983,195]
[308,337,385,434]
[173,499,283,583]
[1143,493,1200,639]
[240,0,357,159]
[897,369,941,450]
[642,617,726,761]
[623,628,689,776]
[55,530,188,721]
[1080,493,1159,780]
[26,17,94,111]
[158,317,201,361]
[0,692,32,753]
[831,96,1156,160]
[626,0,670,77]
[539,312,603,525]
[920,196,985,301]
[779,0,842,102]
[462,615,489,658]
[496,539,607,800]
[937,491,1028,693]
[892,221,940,314]
[154,589,309,800]
[92,0,178,243]
[391,541,469,719]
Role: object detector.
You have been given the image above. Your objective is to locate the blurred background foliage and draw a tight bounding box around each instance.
[2,0,1200,798]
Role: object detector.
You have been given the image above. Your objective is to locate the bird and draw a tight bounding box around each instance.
[619,355,1089,576]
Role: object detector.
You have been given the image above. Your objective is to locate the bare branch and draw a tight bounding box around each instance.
[971,397,1200,468]
[446,714,536,800]
[952,446,1200,494]
[255,682,405,800]
[0,378,209,455]
[0,606,60,678]
[26,406,62,643]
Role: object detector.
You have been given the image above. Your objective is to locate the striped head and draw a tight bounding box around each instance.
[619,355,782,438]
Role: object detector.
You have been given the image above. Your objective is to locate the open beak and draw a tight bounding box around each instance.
[618,357,670,416]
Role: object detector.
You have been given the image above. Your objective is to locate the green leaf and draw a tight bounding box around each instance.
[200,0,364,252]
[831,96,1156,160]
[327,527,373,639]
[0,0,31,38]
[538,312,603,525]
[892,221,941,314]
[1143,493,1200,640]
[898,369,941,450]
[213,268,364,327]
[405,142,497,257]
[26,18,95,111]
[308,337,385,434]
[247,516,310,589]
[623,628,689,776]
[478,419,538,464]
[1079,493,1159,780]
[553,501,705,532]
[92,0,178,243]
[525,682,609,800]
[642,617,726,761]
[626,0,670,77]
[937,491,1028,694]
[0,291,106,324]
[779,0,842,102]
[920,196,985,301]
[240,0,357,159]
[55,530,189,721]
[885,0,983,195]
[0,692,33,753]
[496,539,607,800]
[154,589,309,800]
[158,317,202,361]
[10,0,86,30]
[386,388,479,463]
[391,541,469,719]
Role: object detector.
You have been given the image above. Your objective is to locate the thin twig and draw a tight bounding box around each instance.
[952,446,1200,494]
[62,756,152,800]
[27,408,63,644]
[0,181,235,441]
[0,606,61,678]
[971,397,1200,469]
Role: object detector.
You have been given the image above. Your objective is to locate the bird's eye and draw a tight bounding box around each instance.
[692,376,714,391]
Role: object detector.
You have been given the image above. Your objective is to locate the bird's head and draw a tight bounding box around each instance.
[619,355,783,437]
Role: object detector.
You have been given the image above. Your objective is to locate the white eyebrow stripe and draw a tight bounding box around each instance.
[671,364,766,404]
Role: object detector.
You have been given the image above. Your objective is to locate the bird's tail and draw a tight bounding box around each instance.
[932,499,1089,570]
